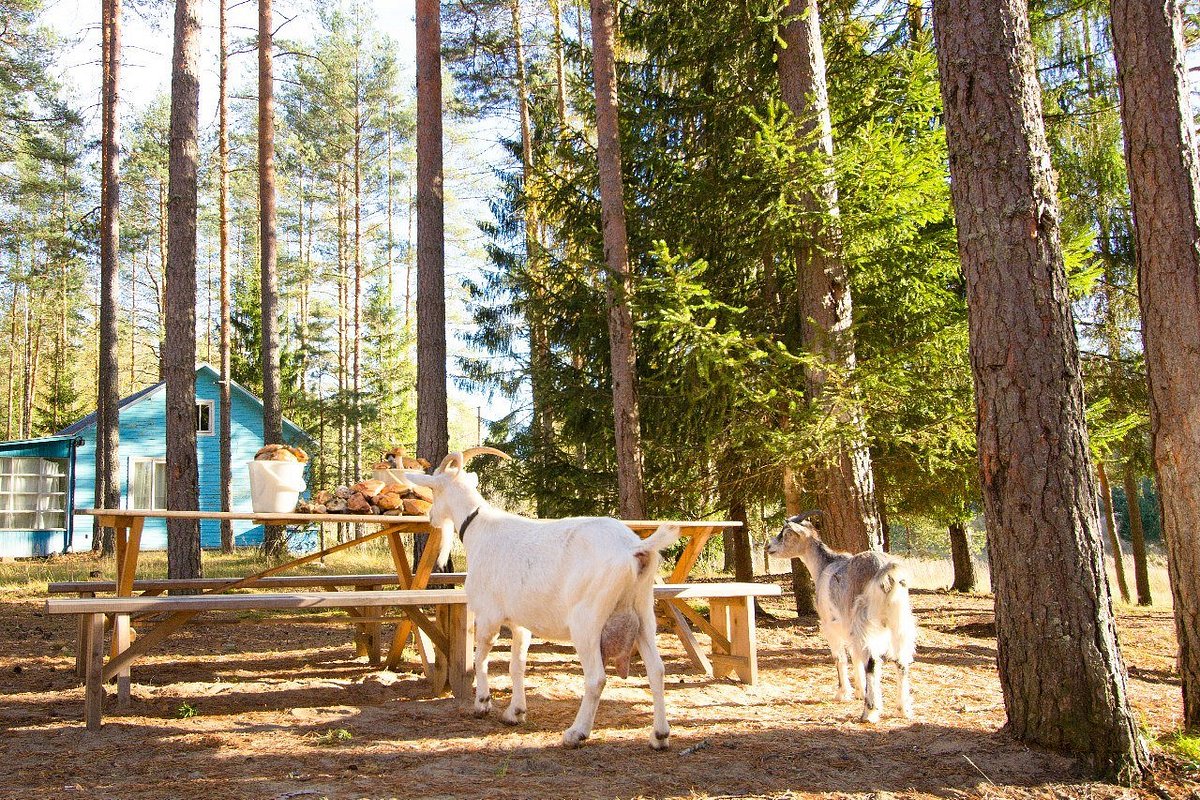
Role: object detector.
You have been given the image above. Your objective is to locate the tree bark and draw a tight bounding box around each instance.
[259,0,285,557]
[776,0,881,554]
[414,0,449,567]
[1122,465,1152,607]
[932,0,1147,781]
[783,462,816,616]
[1097,461,1131,604]
[416,0,449,469]
[96,0,122,556]
[589,0,646,519]
[218,0,233,553]
[1110,0,1200,725]
[948,521,976,593]
[165,0,202,582]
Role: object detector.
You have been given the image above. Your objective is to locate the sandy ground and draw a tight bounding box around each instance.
[0,577,1195,800]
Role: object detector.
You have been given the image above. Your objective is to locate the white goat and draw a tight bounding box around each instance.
[767,512,916,723]
[405,447,681,750]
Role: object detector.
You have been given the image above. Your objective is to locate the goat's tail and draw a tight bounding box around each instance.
[631,524,682,577]
[856,561,917,662]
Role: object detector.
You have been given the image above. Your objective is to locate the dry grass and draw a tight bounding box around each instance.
[0,550,1192,799]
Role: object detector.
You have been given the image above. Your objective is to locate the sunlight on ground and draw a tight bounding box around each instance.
[1,542,1175,613]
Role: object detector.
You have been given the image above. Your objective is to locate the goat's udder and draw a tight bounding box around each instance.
[600,610,640,679]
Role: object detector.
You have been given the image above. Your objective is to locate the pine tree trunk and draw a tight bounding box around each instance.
[514,0,552,516]
[416,0,449,468]
[353,58,363,481]
[948,521,976,593]
[218,0,233,553]
[776,0,881,554]
[1122,465,1152,607]
[96,0,122,556]
[414,0,449,566]
[932,0,1147,781]
[550,0,568,123]
[783,462,816,616]
[1097,461,1131,603]
[259,0,284,557]
[1110,0,1200,726]
[165,0,202,582]
[589,0,646,519]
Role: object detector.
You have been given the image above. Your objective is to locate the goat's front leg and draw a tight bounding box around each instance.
[473,617,502,718]
[563,619,606,748]
[832,647,854,702]
[897,657,913,719]
[501,625,531,725]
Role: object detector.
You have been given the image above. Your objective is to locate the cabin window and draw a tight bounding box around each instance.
[129,459,167,510]
[0,457,67,531]
[195,400,214,436]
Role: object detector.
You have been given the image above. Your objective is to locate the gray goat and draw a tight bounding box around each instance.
[767,512,916,722]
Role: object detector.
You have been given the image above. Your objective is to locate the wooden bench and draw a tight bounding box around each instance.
[49,575,421,675]
[45,581,779,730]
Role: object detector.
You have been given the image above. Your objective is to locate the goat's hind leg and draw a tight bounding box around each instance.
[859,649,884,724]
[636,602,670,750]
[563,616,606,748]
[501,625,532,725]
[472,616,503,718]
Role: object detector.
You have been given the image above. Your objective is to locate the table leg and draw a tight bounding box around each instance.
[112,519,142,705]
[668,526,715,584]
[357,586,383,665]
[384,525,441,671]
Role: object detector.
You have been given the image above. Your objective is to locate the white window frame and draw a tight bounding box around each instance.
[195,399,215,436]
[0,456,67,531]
[129,457,167,510]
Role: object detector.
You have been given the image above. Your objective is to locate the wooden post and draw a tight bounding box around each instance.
[85,613,105,730]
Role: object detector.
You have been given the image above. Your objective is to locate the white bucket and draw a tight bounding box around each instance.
[248,460,307,513]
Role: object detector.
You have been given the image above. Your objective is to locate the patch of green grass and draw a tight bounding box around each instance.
[1161,730,1200,767]
[176,702,198,719]
[310,727,353,746]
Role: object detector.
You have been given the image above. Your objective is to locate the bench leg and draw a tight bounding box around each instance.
[445,604,474,701]
[85,613,105,730]
[74,591,96,681]
[709,597,758,685]
[113,613,132,705]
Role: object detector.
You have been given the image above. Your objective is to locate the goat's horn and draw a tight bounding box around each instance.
[787,510,823,525]
[434,452,464,474]
[461,446,512,463]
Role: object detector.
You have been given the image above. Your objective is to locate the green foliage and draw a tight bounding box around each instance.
[175,702,198,719]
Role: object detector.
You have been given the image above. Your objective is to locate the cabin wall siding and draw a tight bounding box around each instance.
[64,365,310,553]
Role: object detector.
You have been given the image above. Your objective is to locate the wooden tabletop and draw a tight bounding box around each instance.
[80,509,741,530]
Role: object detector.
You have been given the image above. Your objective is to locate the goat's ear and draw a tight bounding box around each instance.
[786,521,805,534]
[460,471,480,489]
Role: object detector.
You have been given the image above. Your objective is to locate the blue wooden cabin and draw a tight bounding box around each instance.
[0,364,312,557]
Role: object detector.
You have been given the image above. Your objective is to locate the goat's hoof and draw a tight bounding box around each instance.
[562,728,589,748]
[501,707,526,726]
[650,728,670,751]
[901,704,914,720]
[859,708,881,724]
[473,697,492,718]
[835,689,852,702]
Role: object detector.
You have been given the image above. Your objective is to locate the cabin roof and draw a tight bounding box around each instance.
[57,364,311,443]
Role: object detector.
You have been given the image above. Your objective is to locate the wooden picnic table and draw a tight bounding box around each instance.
[81,509,740,700]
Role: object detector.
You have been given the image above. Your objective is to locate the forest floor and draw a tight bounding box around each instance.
[0,551,1195,800]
